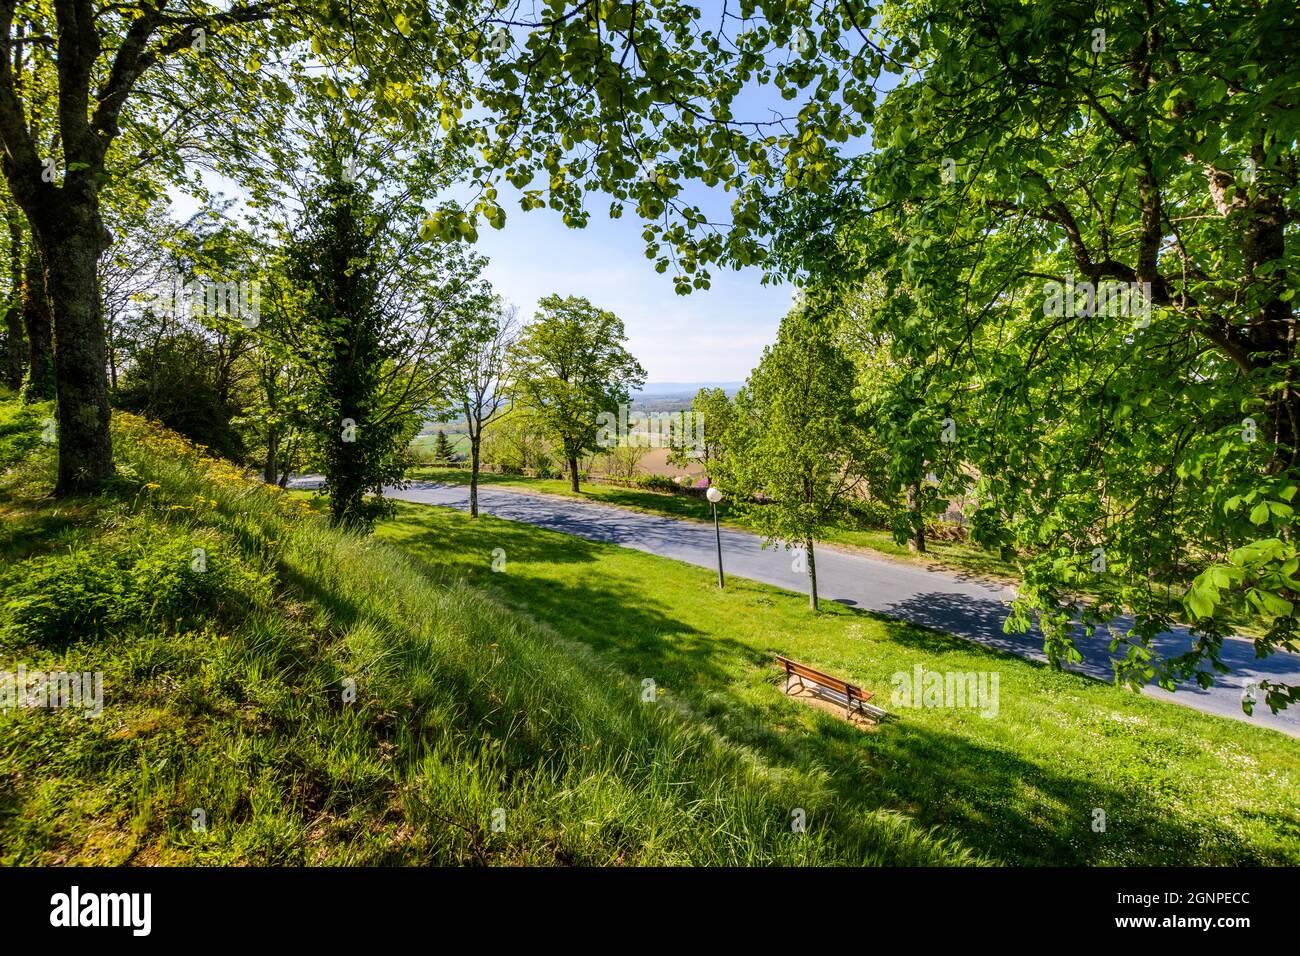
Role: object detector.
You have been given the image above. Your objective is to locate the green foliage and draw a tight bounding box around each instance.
[721,299,886,606]
[480,407,553,473]
[432,430,454,464]
[768,0,1300,708]
[668,386,734,472]
[635,473,679,493]
[2,525,265,649]
[286,180,415,529]
[114,331,248,462]
[507,294,645,489]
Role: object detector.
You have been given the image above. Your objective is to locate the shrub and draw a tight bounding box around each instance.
[2,530,267,648]
[113,332,247,462]
[636,474,677,493]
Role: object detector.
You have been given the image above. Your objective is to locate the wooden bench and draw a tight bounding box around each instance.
[775,654,886,719]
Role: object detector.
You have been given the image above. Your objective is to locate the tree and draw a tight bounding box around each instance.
[721,300,878,611]
[768,0,1299,708]
[286,178,404,529]
[0,0,275,490]
[668,386,733,475]
[602,442,648,482]
[508,295,645,493]
[0,0,874,496]
[432,430,453,464]
[452,300,517,517]
[282,166,490,528]
[480,408,551,475]
[2,205,20,391]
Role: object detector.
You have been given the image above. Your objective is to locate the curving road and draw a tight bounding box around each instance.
[294,477,1300,737]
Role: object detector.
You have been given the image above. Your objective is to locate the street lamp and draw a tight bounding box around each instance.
[706,485,724,588]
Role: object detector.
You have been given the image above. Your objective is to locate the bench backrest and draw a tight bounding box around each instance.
[775,654,864,699]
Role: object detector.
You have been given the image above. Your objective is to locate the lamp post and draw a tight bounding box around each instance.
[706,485,724,588]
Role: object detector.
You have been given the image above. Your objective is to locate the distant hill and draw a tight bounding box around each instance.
[634,382,744,398]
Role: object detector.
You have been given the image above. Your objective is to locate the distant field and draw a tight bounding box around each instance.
[410,431,470,459]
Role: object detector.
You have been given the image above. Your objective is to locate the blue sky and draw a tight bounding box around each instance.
[470,196,796,384]
[175,165,796,384]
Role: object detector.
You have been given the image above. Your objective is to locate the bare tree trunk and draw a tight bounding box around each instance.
[568,453,580,492]
[806,537,818,611]
[907,481,927,554]
[105,311,118,390]
[470,435,481,517]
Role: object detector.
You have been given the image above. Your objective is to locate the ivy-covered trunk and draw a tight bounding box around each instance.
[4,210,21,391]
[40,211,113,493]
[263,425,279,486]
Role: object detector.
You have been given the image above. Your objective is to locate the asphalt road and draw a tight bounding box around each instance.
[294,477,1300,737]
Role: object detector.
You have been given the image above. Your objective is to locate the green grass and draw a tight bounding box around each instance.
[409,431,470,459]
[376,499,1300,866]
[407,465,1021,582]
[0,403,975,865]
[5,403,1295,866]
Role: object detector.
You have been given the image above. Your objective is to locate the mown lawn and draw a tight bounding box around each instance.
[378,498,1300,866]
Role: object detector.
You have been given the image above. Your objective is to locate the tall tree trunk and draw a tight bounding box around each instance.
[906,481,927,554]
[331,408,365,527]
[470,435,481,517]
[264,424,279,486]
[3,298,21,391]
[41,215,113,493]
[105,312,118,390]
[806,537,818,611]
[20,243,53,402]
[4,213,22,391]
[568,453,580,492]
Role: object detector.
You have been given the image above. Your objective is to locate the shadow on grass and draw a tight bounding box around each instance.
[383,505,1286,865]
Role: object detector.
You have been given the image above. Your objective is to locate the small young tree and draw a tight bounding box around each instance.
[452,301,518,516]
[668,386,733,474]
[722,302,879,610]
[508,295,645,493]
[433,430,454,465]
[480,408,551,474]
[603,442,648,482]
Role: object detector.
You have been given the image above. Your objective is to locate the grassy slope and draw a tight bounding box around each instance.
[407,465,1020,582]
[0,401,972,865]
[377,499,1300,866]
